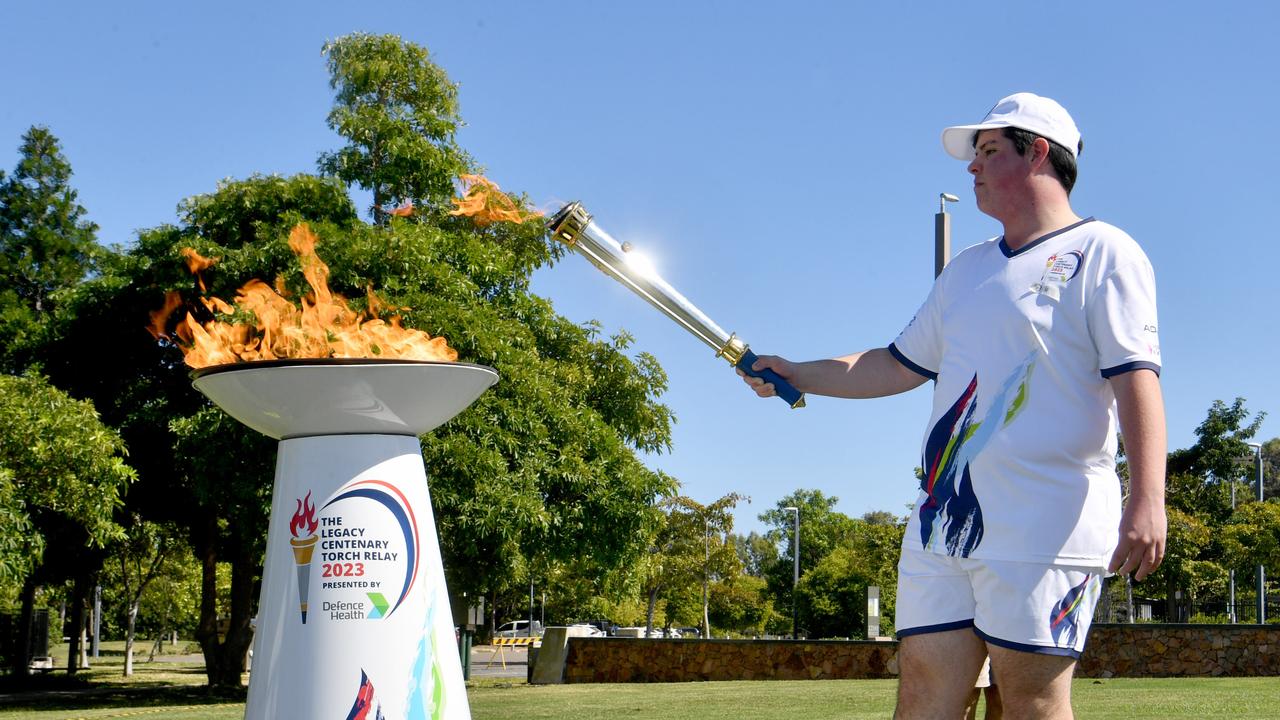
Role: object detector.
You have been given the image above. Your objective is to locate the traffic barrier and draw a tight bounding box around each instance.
[493,637,537,646]
[486,636,539,668]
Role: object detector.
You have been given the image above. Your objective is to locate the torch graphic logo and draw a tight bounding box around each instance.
[289,491,320,623]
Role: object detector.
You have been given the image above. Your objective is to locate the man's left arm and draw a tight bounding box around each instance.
[1107,368,1167,581]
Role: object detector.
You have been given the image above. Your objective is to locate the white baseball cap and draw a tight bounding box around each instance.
[941,92,1081,161]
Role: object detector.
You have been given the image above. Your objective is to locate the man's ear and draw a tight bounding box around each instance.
[1029,137,1052,169]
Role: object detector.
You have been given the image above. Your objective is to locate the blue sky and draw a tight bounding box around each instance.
[4,1,1276,538]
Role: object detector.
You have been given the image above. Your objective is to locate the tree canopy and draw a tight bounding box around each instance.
[0,372,134,582]
[318,32,472,219]
[0,126,99,316]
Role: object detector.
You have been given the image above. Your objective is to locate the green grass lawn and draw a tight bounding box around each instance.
[3,645,1276,719]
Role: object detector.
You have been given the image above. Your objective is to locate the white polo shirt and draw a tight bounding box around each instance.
[890,218,1160,567]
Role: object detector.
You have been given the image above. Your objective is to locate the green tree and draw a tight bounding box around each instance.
[731,530,779,578]
[1221,501,1280,578]
[1133,399,1266,620]
[632,494,745,637]
[0,372,134,676]
[862,510,902,526]
[108,517,183,676]
[1165,398,1265,495]
[1259,437,1280,500]
[0,126,99,316]
[1143,505,1214,621]
[796,518,902,639]
[708,574,774,637]
[318,32,472,219]
[759,489,857,632]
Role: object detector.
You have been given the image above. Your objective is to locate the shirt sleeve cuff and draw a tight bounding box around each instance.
[888,343,938,381]
[1100,360,1161,379]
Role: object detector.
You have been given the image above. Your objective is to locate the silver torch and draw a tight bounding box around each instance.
[547,201,805,408]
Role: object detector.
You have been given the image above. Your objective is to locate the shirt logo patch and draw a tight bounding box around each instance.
[1044,251,1083,283]
[1031,250,1084,300]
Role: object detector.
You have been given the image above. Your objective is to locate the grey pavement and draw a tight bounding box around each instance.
[466,644,529,680]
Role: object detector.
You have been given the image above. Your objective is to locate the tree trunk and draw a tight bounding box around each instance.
[12,577,36,676]
[702,575,710,640]
[66,575,89,674]
[195,530,259,690]
[194,521,225,687]
[215,548,257,688]
[123,600,139,676]
[149,631,164,662]
[645,587,659,638]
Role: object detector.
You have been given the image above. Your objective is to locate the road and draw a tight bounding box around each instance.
[466,644,530,680]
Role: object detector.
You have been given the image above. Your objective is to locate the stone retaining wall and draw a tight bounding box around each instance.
[1076,624,1278,678]
[562,637,897,683]
[560,625,1279,683]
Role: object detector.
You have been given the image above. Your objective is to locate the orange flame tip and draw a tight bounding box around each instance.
[448,174,545,226]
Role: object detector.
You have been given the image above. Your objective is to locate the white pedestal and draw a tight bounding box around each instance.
[191,361,498,720]
[246,434,466,719]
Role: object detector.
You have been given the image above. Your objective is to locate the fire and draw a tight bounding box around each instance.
[290,491,318,538]
[386,201,414,217]
[149,223,459,368]
[182,247,218,290]
[448,174,544,226]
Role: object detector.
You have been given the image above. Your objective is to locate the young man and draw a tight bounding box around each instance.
[741,93,1166,719]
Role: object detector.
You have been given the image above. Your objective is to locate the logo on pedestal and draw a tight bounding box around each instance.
[289,492,320,623]
[286,480,420,628]
[320,479,420,619]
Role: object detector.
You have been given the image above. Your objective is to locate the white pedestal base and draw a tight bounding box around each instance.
[245,434,468,720]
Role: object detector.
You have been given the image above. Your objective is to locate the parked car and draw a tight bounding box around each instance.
[615,626,668,638]
[494,620,543,638]
[566,623,606,637]
[581,619,619,636]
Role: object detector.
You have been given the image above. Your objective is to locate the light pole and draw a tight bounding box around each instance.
[703,517,711,640]
[935,193,959,278]
[1225,471,1237,623]
[784,506,800,639]
[1247,442,1266,623]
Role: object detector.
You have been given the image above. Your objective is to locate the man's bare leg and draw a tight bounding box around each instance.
[985,644,1075,720]
[895,629,987,719]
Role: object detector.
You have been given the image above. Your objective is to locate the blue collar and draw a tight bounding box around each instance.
[999,217,1096,258]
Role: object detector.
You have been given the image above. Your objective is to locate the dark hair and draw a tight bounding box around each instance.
[973,127,1082,194]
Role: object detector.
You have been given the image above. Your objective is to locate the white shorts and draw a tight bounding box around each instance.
[894,547,1105,658]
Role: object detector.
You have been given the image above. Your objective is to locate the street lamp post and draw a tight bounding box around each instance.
[1227,472,1237,623]
[935,193,959,278]
[1247,442,1265,623]
[703,517,711,640]
[784,506,799,639]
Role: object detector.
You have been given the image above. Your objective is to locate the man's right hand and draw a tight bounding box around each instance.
[737,354,797,398]
[736,348,927,400]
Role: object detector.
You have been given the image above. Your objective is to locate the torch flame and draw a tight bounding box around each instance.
[386,201,414,217]
[182,247,218,292]
[449,174,544,226]
[290,491,319,538]
[148,223,459,368]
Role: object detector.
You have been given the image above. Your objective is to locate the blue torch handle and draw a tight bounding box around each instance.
[736,349,805,409]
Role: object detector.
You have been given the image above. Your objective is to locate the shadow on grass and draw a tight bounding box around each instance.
[0,672,246,711]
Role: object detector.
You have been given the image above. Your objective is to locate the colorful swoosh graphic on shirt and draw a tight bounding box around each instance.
[919,351,1037,556]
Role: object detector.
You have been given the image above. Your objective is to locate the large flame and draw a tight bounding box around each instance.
[449,174,544,226]
[149,223,458,368]
[290,491,319,538]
